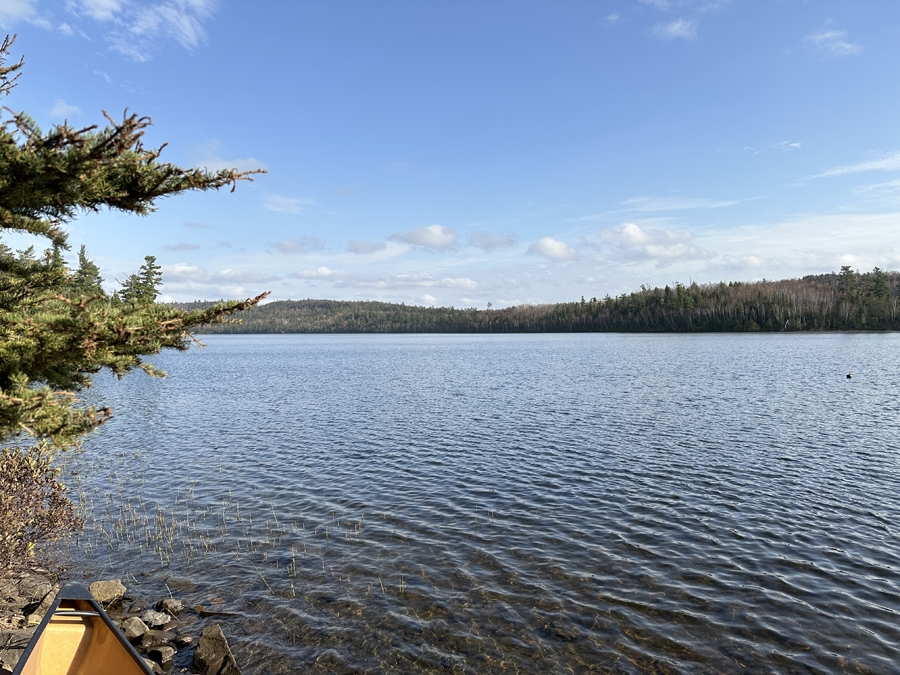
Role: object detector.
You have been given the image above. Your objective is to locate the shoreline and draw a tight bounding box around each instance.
[0,564,241,674]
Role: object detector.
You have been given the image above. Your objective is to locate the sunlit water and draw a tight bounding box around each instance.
[67,333,900,673]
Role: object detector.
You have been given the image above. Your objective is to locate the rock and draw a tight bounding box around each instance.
[89,580,126,605]
[0,630,34,649]
[0,580,19,601]
[191,624,241,675]
[128,599,148,614]
[139,609,170,628]
[121,616,150,641]
[141,657,164,675]
[173,634,194,648]
[147,645,176,668]
[18,580,51,602]
[161,620,181,632]
[139,630,175,651]
[26,585,59,623]
[155,597,185,616]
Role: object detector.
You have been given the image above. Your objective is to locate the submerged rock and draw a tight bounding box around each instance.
[192,623,241,675]
[139,629,176,651]
[155,597,185,616]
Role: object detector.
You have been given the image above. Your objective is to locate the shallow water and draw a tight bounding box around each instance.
[69,333,900,673]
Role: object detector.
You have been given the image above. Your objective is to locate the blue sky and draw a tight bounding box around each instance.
[2,1,899,307]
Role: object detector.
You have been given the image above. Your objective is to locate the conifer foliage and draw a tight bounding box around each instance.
[0,35,267,448]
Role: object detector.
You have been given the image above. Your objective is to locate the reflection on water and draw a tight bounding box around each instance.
[70,333,900,673]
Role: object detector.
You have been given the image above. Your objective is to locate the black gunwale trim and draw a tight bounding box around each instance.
[11,582,154,675]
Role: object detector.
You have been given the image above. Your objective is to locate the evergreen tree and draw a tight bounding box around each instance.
[138,255,163,302]
[0,35,267,447]
[70,245,104,298]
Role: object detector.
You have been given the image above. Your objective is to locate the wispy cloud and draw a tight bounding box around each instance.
[527,237,577,261]
[856,178,900,194]
[390,224,457,250]
[0,0,38,28]
[263,193,315,215]
[653,18,698,40]
[162,263,278,286]
[622,195,742,211]
[292,267,478,291]
[185,221,211,229]
[273,237,325,254]
[814,151,900,178]
[600,222,706,264]
[347,240,388,255]
[164,242,200,251]
[607,13,621,23]
[470,231,516,251]
[803,29,861,58]
[769,141,801,151]
[65,0,218,61]
[49,99,81,118]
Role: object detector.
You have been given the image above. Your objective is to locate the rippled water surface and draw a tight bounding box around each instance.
[70,333,900,673]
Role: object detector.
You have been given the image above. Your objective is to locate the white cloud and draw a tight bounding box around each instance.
[390,224,457,250]
[161,263,277,285]
[69,0,219,61]
[73,0,126,21]
[814,151,900,178]
[769,141,801,151]
[58,22,74,35]
[607,13,620,23]
[470,231,516,250]
[0,0,38,27]
[291,268,477,291]
[273,237,325,254]
[191,141,267,174]
[600,222,706,263]
[622,195,741,211]
[421,294,438,305]
[263,193,315,215]
[49,99,81,118]
[653,18,698,40]
[347,240,387,255]
[856,178,900,194]
[803,29,861,58]
[528,237,577,261]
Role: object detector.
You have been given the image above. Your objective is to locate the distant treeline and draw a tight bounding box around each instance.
[174,267,900,334]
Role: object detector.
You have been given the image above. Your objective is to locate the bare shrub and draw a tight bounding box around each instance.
[0,443,83,574]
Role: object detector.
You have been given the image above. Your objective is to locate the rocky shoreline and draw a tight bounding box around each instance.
[0,569,241,674]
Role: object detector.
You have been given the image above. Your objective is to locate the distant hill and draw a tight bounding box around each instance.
[171,267,899,333]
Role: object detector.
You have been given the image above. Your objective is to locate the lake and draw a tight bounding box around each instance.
[68,333,900,673]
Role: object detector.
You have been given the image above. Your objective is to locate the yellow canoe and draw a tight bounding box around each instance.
[13,583,153,675]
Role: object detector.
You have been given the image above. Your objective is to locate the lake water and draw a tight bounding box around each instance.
[68,333,900,673]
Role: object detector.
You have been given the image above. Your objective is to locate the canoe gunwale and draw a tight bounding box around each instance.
[11,582,155,675]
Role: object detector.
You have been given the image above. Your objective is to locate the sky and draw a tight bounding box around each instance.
[2,0,900,308]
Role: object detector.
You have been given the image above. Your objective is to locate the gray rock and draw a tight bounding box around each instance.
[0,630,35,649]
[141,657,164,675]
[18,580,51,602]
[161,620,181,632]
[191,623,241,675]
[155,597,185,616]
[139,609,170,628]
[147,645,176,668]
[128,599,148,614]
[0,580,19,601]
[121,616,150,641]
[89,580,126,604]
[139,630,175,650]
[27,585,59,623]
[173,634,194,648]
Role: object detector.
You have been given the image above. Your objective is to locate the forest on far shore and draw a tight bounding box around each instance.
[174,267,900,334]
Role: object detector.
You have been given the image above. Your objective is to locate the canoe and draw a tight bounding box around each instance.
[13,582,153,675]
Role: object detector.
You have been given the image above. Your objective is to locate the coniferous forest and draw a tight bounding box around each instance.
[178,267,900,334]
